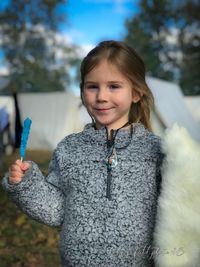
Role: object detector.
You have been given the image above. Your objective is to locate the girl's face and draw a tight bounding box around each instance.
[82,59,140,131]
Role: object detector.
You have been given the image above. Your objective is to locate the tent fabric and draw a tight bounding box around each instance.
[185,96,200,124]
[147,77,200,143]
[0,76,9,91]
[0,92,88,151]
[18,92,85,150]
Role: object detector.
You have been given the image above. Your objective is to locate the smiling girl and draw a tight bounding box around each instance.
[3,40,164,267]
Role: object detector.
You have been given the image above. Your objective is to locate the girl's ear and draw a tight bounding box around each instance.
[132,91,142,103]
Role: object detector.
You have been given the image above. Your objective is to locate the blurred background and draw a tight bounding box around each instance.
[0,0,199,266]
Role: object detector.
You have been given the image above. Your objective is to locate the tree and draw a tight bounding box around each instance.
[0,0,79,93]
[124,0,200,95]
[177,1,200,95]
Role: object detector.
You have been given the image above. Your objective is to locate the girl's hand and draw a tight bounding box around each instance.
[9,160,31,184]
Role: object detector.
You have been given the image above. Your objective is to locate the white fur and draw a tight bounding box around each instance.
[153,123,200,267]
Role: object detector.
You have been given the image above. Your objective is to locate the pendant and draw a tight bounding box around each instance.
[108,147,118,168]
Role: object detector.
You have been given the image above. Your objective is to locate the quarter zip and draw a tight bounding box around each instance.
[106,129,114,200]
[105,122,131,200]
[106,165,112,200]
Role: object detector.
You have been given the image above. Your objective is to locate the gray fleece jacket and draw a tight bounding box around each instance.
[2,122,164,267]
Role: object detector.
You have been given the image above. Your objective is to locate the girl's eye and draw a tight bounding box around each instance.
[85,85,98,90]
[110,84,121,89]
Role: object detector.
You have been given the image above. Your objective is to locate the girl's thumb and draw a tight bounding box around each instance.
[21,162,30,171]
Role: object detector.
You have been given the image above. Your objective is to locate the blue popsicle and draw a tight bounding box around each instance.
[20,117,32,161]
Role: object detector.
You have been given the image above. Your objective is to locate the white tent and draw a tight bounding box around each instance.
[147,77,200,143]
[18,92,85,150]
[0,92,86,150]
[0,76,9,91]
[184,96,200,124]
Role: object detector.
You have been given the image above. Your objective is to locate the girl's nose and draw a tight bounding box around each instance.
[96,87,109,102]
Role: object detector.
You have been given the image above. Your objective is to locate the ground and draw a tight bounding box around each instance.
[0,150,61,267]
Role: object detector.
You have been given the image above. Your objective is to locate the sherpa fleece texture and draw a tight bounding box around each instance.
[153,124,200,267]
[2,123,164,267]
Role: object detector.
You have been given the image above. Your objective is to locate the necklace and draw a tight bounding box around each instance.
[107,122,133,167]
[106,122,133,200]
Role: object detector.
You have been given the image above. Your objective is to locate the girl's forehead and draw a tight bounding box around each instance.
[84,64,132,87]
[85,59,122,77]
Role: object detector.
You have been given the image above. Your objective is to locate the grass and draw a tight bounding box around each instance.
[0,150,61,267]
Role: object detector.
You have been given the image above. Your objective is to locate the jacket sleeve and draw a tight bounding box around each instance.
[2,151,65,228]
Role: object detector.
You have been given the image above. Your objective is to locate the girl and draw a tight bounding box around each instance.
[3,40,197,267]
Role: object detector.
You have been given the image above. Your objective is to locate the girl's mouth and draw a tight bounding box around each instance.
[95,107,112,111]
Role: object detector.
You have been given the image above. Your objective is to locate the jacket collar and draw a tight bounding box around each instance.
[81,122,147,148]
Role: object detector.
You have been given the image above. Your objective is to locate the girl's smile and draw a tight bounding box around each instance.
[95,107,113,112]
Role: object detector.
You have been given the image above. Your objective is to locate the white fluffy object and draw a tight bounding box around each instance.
[153,123,200,267]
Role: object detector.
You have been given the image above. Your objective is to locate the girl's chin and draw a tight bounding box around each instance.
[95,120,119,130]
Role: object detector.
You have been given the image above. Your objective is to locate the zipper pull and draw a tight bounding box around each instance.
[108,147,118,167]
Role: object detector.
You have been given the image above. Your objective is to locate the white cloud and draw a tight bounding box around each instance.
[66,29,85,41]
[77,43,95,58]
[82,0,134,14]
[0,65,9,76]
[114,3,130,14]
[53,29,95,58]
[54,32,73,45]
[165,28,179,45]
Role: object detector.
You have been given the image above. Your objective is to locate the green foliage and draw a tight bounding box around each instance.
[177,1,200,95]
[0,0,79,93]
[124,0,200,95]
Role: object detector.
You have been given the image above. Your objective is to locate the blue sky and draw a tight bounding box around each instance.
[61,0,139,46]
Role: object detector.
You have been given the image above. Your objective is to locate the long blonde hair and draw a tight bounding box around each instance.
[80,40,154,131]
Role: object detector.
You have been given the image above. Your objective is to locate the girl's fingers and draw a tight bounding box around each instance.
[9,175,23,184]
[10,164,23,173]
[9,170,22,179]
[8,160,31,184]
[14,160,30,172]
[15,159,23,168]
[21,162,30,171]
[9,169,23,184]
